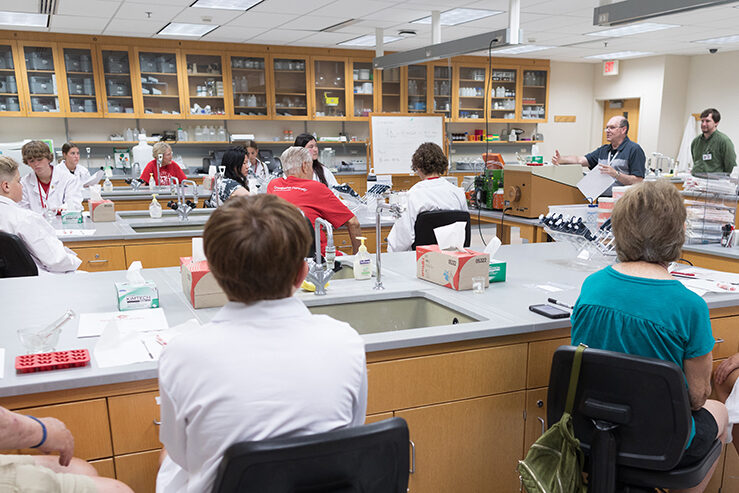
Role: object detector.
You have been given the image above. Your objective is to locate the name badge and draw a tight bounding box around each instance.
[703,153,712,161]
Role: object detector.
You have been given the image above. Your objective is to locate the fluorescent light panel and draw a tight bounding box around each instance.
[339,34,402,47]
[158,23,218,37]
[0,11,48,27]
[585,51,653,59]
[587,22,678,37]
[693,34,739,44]
[493,45,553,54]
[190,0,262,10]
[412,8,502,26]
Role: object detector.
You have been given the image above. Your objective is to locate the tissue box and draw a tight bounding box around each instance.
[61,211,83,224]
[489,259,507,283]
[180,257,228,309]
[416,245,490,290]
[90,200,115,222]
[115,280,159,311]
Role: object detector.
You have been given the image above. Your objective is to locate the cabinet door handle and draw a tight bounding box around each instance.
[715,338,725,344]
[87,259,109,264]
[153,419,161,426]
[409,439,416,474]
[537,417,545,436]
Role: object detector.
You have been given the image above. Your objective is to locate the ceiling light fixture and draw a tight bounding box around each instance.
[321,19,361,32]
[594,0,735,26]
[0,11,48,28]
[338,34,402,47]
[412,8,502,26]
[693,34,739,44]
[190,0,263,10]
[584,51,653,60]
[158,22,219,37]
[587,22,679,37]
[493,44,553,54]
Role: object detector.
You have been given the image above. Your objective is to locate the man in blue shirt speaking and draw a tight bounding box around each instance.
[552,115,646,196]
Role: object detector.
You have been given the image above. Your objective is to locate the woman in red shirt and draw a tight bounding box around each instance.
[139,142,187,185]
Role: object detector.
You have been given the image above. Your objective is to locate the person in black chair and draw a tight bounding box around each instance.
[0,156,81,274]
[387,142,468,251]
[156,195,367,493]
[571,180,728,493]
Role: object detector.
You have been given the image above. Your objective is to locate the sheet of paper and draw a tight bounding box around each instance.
[78,308,169,338]
[55,229,96,237]
[577,166,615,201]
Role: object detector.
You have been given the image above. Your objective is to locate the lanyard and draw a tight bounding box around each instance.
[37,178,48,209]
[607,149,620,167]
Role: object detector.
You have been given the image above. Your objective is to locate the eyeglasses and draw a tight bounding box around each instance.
[604,125,623,131]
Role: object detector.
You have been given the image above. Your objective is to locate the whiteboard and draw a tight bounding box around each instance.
[370,115,445,175]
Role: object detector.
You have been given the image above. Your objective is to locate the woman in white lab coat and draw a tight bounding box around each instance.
[245,140,269,180]
[387,142,468,252]
[19,140,83,214]
[61,143,92,186]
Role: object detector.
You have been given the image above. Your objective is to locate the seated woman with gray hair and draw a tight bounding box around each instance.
[139,142,187,186]
[571,180,727,493]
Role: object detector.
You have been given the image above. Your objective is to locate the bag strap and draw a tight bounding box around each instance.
[564,344,587,415]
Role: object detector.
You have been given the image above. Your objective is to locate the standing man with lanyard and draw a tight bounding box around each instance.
[552,115,645,196]
[691,108,737,176]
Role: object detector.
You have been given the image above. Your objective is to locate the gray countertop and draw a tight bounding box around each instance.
[683,243,739,259]
[2,242,738,398]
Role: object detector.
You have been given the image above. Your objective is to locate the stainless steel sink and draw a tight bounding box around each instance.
[307,294,480,334]
[332,265,354,280]
[120,209,213,220]
[130,223,206,233]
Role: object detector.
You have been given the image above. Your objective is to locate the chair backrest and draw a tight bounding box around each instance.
[211,417,410,493]
[0,231,38,278]
[412,210,471,250]
[547,345,692,471]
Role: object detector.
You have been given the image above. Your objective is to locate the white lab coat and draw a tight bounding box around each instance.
[61,160,92,186]
[0,195,81,273]
[19,163,83,213]
[313,164,339,188]
[156,297,367,493]
[387,177,469,252]
[250,158,269,180]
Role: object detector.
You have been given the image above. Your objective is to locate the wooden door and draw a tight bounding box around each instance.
[603,98,640,144]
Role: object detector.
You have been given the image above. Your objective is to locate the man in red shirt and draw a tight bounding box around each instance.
[268,147,361,255]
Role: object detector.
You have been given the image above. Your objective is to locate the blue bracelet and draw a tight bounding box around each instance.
[27,416,47,449]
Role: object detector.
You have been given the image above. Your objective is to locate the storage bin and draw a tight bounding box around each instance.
[139,55,157,73]
[30,76,53,94]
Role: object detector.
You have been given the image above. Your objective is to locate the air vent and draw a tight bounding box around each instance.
[38,0,58,15]
[321,19,360,33]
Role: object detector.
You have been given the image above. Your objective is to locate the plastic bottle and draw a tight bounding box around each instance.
[194,125,203,141]
[149,173,155,192]
[103,176,113,192]
[149,194,162,218]
[585,203,598,236]
[177,125,185,141]
[353,237,372,280]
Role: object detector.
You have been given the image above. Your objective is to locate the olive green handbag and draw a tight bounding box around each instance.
[518,344,587,493]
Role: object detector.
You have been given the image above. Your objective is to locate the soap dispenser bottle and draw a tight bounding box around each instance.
[149,194,162,219]
[149,173,155,192]
[353,236,372,280]
[103,175,113,193]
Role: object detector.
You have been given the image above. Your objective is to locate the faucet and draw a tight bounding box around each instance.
[170,176,179,195]
[172,179,199,221]
[304,218,336,295]
[374,197,403,290]
[155,153,163,190]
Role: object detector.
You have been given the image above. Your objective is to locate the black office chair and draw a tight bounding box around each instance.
[0,232,38,278]
[411,210,471,250]
[211,417,410,493]
[547,345,722,492]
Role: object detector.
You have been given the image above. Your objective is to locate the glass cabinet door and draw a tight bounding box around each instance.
[230,56,267,117]
[62,47,100,115]
[185,53,226,118]
[432,65,451,118]
[137,50,182,117]
[380,67,401,113]
[272,57,308,118]
[22,45,62,114]
[521,69,547,121]
[407,65,427,113]
[0,44,22,115]
[457,66,485,120]
[489,68,517,121]
[100,49,136,116]
[351,61,374,119]
[314,58,346,119]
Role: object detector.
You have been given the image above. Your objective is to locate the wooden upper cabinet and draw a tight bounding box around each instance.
[0,42,24,116]
[18,42,66,116]
[407,64,428,114]
[229,54,270,119]
[312,56,348,120]
[521,68,549,122]
[455,64,486,122]
[378,66,402,113]
[59,44,104,117]
[98,47,139,117]
[431,63,452,119]
[349,59,374,120]
[183,51,228,119]
[271,55,309,119]
[134,48,184,119]
[489,66,518,122]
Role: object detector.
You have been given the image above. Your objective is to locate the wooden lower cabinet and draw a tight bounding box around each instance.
[90,458,116,478]
[397,392,525,492]
[125,240,193,268]
[721,443,739,491]
[335,174,367,196]
[114,449,161,493]
[109,391,161,455]
[523,388,547,454]
[365,412,394,424]
[72,245,127,272]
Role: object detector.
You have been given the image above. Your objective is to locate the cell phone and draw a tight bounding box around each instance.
[529,304,570,319]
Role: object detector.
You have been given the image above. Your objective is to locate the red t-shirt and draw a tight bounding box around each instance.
[139,159,188,185]
[268,176,354,255]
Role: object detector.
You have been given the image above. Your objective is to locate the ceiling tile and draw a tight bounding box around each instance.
[295,31,358,46]
[362,6,434,23]
[57,0,121,17]
[226,11,292,29]
[278,14,347,31]
[249,0,334,15]
[248,29,314,44]
[0,0,38,12]
[114,3,185,21]
[121,0,192,5]
[103,18,167,35]
[201,25,267,42]
[172,7,244,24]
[50,14,108,33]
[311,0,397,19]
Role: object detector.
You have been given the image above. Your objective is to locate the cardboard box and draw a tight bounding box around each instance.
[115,280,159,311]
[180,257,228,309]
[489,259,507,283]
[416,245,490,290]
[90,200,115,222]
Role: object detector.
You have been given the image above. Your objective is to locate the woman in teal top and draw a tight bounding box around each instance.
[571,180,727,493]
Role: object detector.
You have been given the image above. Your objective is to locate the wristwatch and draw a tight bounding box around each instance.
[616,170,621,177]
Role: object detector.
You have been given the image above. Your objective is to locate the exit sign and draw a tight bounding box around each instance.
[603,60,619,76]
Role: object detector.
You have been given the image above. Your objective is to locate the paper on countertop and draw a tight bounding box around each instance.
[77,308,169,338]
[679,278,738,296]
[577,166,615,201]
[55,229,96,237]
[433,221,467,250]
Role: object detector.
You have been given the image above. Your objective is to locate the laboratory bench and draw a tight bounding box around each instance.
[2,242,739,492]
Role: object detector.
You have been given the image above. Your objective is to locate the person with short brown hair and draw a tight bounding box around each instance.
[691,108,736,175]
[19,140,83,213]
[572,180,728,493]
[60,143,92,185]
[387,142,467,251]
[156,194,367,493]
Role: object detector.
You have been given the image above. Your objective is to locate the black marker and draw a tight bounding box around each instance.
[547,298,573,310]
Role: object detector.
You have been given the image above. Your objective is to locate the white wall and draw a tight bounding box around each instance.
[657,56,690,158]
